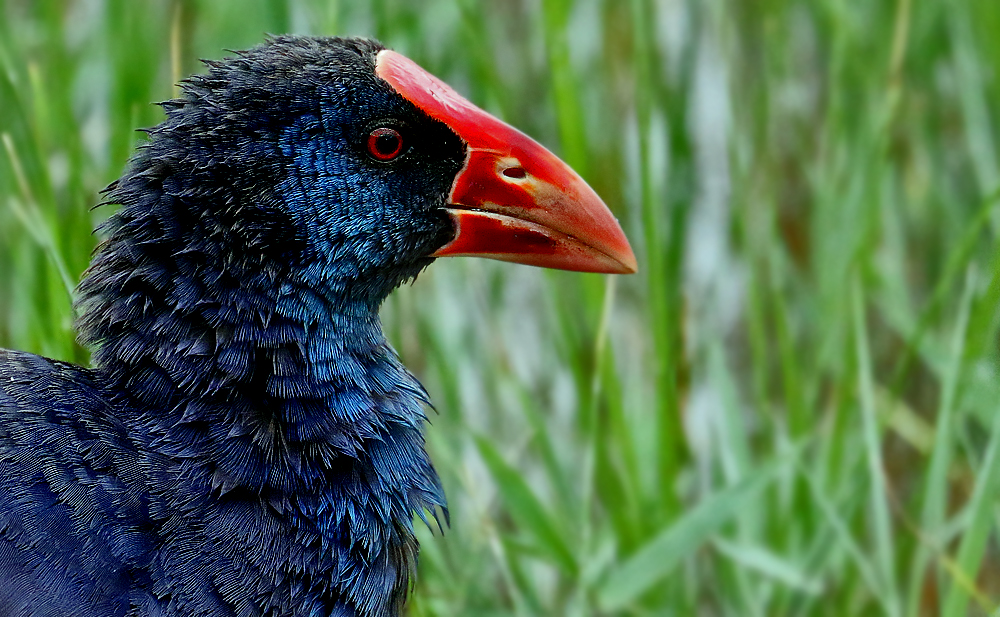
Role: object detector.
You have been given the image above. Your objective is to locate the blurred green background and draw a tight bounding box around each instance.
[2,0,999,615]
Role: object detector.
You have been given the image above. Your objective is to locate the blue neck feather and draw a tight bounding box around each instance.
[72,37,458,616]
[76,187,445,615]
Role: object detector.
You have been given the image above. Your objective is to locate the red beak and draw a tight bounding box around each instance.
[375,50,637,275]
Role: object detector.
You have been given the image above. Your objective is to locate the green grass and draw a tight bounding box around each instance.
[2,0,999,615]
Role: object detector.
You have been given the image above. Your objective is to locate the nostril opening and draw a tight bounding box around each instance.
[502,166,527,179]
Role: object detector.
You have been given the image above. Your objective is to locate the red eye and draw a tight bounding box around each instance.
[367,127,404,161]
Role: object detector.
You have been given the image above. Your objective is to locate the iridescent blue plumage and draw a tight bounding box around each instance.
[0,36,466,616]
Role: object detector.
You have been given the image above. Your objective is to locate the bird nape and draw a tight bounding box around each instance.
[0,36,635,617]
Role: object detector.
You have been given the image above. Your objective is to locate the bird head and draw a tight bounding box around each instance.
[111,37,634,312]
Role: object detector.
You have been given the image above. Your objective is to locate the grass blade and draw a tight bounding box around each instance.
[852,279,901,616]
[475,435,578,577]
[941,410,1000,617]
[598,452,792,611]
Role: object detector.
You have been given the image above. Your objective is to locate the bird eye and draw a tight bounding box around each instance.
[367,127,404,161]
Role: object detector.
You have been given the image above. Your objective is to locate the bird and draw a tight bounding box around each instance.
[0,36,636,617]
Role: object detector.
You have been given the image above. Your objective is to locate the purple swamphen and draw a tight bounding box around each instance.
[0,36,636,616]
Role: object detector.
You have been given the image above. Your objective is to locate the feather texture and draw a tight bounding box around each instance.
[0,36,464,616]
